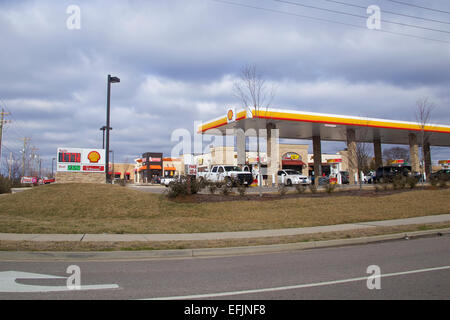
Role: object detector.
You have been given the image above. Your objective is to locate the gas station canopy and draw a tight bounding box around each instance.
[198,108,450,147]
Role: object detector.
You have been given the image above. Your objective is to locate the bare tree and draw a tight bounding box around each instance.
[383,146,410,164]
[233,65,276,196]
[341,119,373,189]
[415,97,435,182]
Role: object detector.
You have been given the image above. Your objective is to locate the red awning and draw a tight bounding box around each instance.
[149,165,162,170]
[282,160,305,166]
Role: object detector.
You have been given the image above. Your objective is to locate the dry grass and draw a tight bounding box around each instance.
[0,183,449,234]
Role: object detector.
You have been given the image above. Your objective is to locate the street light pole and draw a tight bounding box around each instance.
[105,74,120,183]
[100,126,112,149]
[109,150,114,180]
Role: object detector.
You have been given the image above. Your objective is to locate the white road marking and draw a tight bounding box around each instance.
[144,265,450,300]
[0,271,119,293]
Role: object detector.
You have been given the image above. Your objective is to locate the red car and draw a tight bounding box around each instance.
[41,177,55,184]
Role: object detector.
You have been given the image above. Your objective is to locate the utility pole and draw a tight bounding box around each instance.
[30,147,38,176]
[21,137,31,177]
[0,108,11,173]
[8,152,12,179]
[38,156,42,178]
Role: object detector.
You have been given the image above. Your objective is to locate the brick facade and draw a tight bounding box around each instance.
[55,171,106,184]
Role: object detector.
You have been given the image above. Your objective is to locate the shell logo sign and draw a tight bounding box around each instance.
[226,107,236,123]
[56,147,105,172]
[88,151,101,163]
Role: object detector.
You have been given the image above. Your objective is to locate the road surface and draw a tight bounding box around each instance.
[0,235,448,301]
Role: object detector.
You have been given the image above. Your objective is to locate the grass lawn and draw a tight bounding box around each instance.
[0,183,449,234]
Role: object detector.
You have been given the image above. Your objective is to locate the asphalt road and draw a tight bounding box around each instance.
[0,235,449,301]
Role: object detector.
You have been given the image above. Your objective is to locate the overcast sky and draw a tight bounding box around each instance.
[1,0,450,171]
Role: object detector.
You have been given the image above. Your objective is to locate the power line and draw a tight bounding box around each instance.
[0,98,29,138]
[273,0,450,34]
[210,0,450,44]
[322,0,450,25]
[385,0,450,15]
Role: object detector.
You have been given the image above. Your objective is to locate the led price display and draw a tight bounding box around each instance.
[58,152,81,163]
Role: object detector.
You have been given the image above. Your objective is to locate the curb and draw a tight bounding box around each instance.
[0,228,448,262]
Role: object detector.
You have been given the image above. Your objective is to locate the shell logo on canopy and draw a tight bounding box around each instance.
[282,152,300,160]
[88,151,101,163]
[226,107,236,123]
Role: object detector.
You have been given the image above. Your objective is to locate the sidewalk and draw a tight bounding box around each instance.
[0,214,449,243]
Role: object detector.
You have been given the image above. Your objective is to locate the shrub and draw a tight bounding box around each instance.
[236,181,247,197]
[392,175,407,190]
[308,183,317,194]
[166,176,200,198]
[325,183,336,193]
[116,179,127,187]
[406,177,417,189]
[295,184,306,194]
[207,181,217,194]
[189,177,202,194]
[278,184,288,196]
[220,183,231,196]
[438,179,447,188]
[197,177,208,191]
[430,177,439,187]
[374,184,380,192]
[166,179,188,198]
[0,176,12,194]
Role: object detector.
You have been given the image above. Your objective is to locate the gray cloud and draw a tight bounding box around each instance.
[1,0,449,171]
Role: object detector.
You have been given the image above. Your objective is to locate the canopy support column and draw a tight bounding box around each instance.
[236,128,246,166]
[267,123,279,186]
[373,138,382,169]
[312,135,322,186]
[346,128,358,185]
[409,133,420,174]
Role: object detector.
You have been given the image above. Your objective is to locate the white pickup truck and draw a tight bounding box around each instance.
[198,165,253,187]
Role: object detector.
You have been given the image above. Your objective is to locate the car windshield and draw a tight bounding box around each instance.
[224,166,241,172]
[285,170,300,175]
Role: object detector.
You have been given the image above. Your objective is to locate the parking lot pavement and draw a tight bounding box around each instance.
[127,185,167,194]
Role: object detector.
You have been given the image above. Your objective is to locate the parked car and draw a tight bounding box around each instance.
[430,169,450,181]
[318,176,329,186]
[340,171,349,184]
[277,169,311,186]
[20,176,39,186]
[41,177,55,184]
[161,176,177,187]
[198,165,253,187]
[373,166,418,183]
[365,171,375,184]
